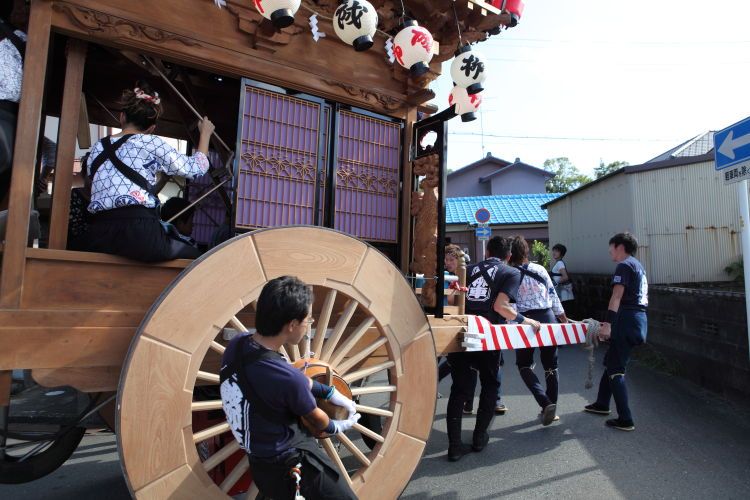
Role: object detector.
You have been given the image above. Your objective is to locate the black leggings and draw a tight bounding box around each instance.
[86,205,200,262]
[514,308,559,409]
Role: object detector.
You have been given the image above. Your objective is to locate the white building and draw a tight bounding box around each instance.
[543,133,743,284]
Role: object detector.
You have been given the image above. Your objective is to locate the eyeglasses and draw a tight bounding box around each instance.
[304,317,315,326]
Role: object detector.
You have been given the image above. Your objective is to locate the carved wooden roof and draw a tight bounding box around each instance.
[307,0,514,63]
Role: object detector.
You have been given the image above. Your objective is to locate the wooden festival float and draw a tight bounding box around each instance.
[0,1,527,498]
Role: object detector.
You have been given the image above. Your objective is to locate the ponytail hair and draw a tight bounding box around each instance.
[119,80,163,131]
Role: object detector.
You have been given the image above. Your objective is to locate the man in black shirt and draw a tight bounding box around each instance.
[584,232,648,431]
[446,237,541,461]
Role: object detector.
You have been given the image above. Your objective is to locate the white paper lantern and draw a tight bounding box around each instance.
[450,45,487,95]
[448,86,483,122]
[393,20,434,77]
[333,0,378,51]
[254,0,301,29]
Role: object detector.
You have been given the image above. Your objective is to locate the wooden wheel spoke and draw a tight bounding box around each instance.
[219,455,249,493]
[202,440,240,471]
[229,315,248,332]
[311,289,337,358]
[337,337,387,375]
[353,423,385,444]
[329,316,376,368]
[321,438,353,488]
[337,432,371,467]
[343,360,395,384]
[193,422,230,443]
[350,385,397,396]
[191,400,223,412]
[245,483,260,500]
[320,300,359,362]
[278,346,291,363]
[209,340,226,355]
[196,371,220,384]
[355,404,393,418]
[302,334,311,359]
[287,343,301,361]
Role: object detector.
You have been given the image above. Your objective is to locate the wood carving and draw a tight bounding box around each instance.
[322,79,402,111]
[410,154,440,307]
[225,0,305,53]
[52,4,200,47]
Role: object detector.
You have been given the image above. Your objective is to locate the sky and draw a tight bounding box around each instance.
[432,0,750,176]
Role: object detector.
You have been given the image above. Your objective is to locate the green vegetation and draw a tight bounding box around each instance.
[531,240,551,269]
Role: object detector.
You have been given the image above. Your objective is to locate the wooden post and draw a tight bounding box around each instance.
[457,249,467,315]
[400,107,417,274]
[0,371,10,407]
[49,39,87,250]
[0,2,53,308]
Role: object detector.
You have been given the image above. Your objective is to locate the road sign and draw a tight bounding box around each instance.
[474,208,491,224]
[715,116,750,184]
[475,225,491,240]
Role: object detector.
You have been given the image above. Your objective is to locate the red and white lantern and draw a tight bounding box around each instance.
[450,45,487,95]
[393,20,434,77]
[333,0,379,52]
[448,86,483,122]
[491,0,525,26]
[254,0,301,29]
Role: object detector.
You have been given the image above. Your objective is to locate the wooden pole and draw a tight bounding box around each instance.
[0,2,53,308]
[49,39,87,250]
[400,107,417,273]
[457,248,467,315]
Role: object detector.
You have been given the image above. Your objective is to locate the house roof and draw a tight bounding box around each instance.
[647,131,715,162]
[542,151,715,208]
[447,154,554,180]
[447,193,563,225]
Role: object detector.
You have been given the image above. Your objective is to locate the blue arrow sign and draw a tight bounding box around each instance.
[475,226,491,240]
[715,116,750,171]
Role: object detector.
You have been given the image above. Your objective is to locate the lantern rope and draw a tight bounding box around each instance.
[451,0,464,47]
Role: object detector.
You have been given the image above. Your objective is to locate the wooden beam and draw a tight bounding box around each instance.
[400,107,417,273]
[0,371,10,406]
[49,39,87,250]
[0,1,53,308]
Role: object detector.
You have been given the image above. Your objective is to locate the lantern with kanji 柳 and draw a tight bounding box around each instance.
[450,45,487,95]
[254,0,301,29]
[449,85,483,122]
[333,0,379,51]
[393,20,434,77]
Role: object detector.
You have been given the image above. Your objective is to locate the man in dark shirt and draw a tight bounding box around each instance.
[446,236,541,461]
[584,232,648,431]
[220,276,359,499]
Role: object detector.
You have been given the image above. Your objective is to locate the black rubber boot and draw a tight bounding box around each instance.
[447,417,470,462]
[472,430,489,452]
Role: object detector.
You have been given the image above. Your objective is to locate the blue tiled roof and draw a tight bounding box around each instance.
[446,194,563,225]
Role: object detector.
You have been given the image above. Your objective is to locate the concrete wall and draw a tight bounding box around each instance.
[566,273,750,398]
[489,168,547,195]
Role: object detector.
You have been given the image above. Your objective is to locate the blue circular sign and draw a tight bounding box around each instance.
[475,208,491,224]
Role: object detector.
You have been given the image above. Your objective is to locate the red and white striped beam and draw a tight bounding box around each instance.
[463,314,588,352]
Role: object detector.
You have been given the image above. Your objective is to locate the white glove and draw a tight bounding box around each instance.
[328,388,357,418]
[331,413,361,434]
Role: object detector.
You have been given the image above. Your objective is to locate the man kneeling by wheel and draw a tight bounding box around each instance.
[220,276,359,499]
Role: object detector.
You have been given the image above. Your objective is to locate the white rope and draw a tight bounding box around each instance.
[581,318,602,389]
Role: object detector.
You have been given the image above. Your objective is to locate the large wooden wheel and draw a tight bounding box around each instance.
[117,227,437,499]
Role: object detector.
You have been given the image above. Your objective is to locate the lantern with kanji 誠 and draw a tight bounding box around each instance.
[393,20,434,77]
[449,86,482,123]
[333,0,378,51]
[254,0,301,29]
[450,45,487,95]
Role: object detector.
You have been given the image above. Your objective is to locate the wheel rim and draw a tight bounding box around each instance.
[117,227,436,499]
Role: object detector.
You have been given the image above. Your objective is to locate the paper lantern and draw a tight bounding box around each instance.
[254,0,301,29]
[333,0,378,51]
[491,0,525,26]
[448,86,483,122]
[393,20,434,78]
[450,45,487,95]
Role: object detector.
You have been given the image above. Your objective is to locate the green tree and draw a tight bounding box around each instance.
[543,157,592,193]
[531,240,551,269]
[594,160,629,179]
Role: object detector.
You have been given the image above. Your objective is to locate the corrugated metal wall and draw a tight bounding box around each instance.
[547,172,634,275]
[631,160,742,284]
[547,161,743,284]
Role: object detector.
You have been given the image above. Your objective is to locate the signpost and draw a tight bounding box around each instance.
[715,117,750,361]
[474,208,491,259]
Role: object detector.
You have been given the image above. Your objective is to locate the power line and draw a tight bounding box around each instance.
[448,132,679,143]
[498,37,750,45]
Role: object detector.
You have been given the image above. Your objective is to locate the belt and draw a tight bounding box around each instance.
[0,100,19,113]
[248,448,299,465]
[90,204,159,221]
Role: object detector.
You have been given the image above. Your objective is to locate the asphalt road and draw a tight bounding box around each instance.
[2,346,749,500]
